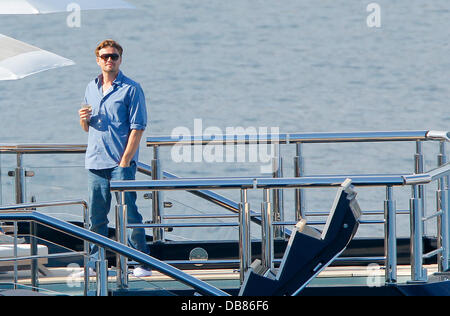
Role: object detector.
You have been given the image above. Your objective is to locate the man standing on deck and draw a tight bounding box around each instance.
[78,39,151,277]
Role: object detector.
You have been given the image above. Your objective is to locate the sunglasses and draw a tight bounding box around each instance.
[99,53,120,61]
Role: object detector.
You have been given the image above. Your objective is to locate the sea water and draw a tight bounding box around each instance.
[0,0,449,240]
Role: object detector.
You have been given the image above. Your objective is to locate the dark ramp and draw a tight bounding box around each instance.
[239,179,361,296]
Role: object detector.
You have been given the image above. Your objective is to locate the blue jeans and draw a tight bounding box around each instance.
[88,161,150,262]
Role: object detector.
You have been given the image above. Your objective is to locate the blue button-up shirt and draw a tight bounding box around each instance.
[84,71,147,170]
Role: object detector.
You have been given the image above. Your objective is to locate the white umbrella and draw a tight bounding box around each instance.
[0,33,74,80]
[0,0,135,14]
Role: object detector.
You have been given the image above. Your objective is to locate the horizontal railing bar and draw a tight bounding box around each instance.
[147,134,289,146]
[128,223,239,228]
[333,256,386,262]
[305,209,410,216]
[112,168,448,191]
[427,162,450,181]
[289,131,429,143]
[164,210,410,219]
[127,259,241,266]
[146,256,389,267]
[274,219,384,226]
[163,214,239,219]
[0,251,86,263]
[402,164,450,184]
[160,258,395,268]
[0,143,86,154]
[159,257,386,265]
[423,211,444,222]
[360,219,386,224]
[423,248,443,259]
[255,175,407,188]
[111,175,409,192]
[161,259,240,265]
[271,256,387,263]
[273,221,310,226]
[110,178,255,192]
[0,200,88,212]
[133,257,386,266]
[147,130,450,146]
[0,130,444,154]
[0,130,446,153]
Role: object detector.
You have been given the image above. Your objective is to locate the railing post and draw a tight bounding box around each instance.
[152,146,164,242]
[415,141,426,233]
[83,203,90,296]
[16,153,39,291]
[261,188,273,271]
[30,221,38,291]
[410,184,427,282]
[115,191,128,289]
[96,247,108,296]
[384,186,397,284]
[447,166,450,272]
[437,141,449,271]
[13,221,18,290]
[294,143,306,221]
[239,188,251,284]
[272,143,284,239]
[14,153,26,204]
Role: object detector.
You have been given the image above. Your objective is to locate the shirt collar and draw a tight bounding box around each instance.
[95,70,124,87]
[113,70,124,86]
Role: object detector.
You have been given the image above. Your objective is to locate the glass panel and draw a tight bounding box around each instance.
[146,141,445,239]
[0,151,2,206]
[22,154,87,223]
[0,153,17,205]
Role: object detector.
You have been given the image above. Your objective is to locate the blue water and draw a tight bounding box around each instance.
[0,0,449,239]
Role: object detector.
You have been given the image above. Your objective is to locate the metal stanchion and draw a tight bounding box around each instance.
[239,189,251,284]
[272,143,284,239]
[410,184,427,282]
[96,248,108,296]
[415,141,426,233]
[261,188,273,271]
[115,191,128,289]
[437,141,449,271]
[152,146,164,242]
[384,186,397,284]
[294,143,305,222]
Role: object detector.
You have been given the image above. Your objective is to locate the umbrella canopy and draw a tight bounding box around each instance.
[0,34,75,80]
[0,0,135,14]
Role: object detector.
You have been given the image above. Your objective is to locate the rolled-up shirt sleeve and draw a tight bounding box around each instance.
[129,84,147,130]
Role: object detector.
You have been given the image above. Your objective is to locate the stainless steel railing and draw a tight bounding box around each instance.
[1,130,449,288]
[145,130,449,146]
[0,204,229,296]
[112,178,254,285]
[146,130,450,242]
[0,144,86,204]
[0,200,89,294]
[1,130,447,239]
[111,162,450,286]
[0,144,258,236]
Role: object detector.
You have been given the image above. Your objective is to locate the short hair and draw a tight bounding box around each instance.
[95,39,123,57]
